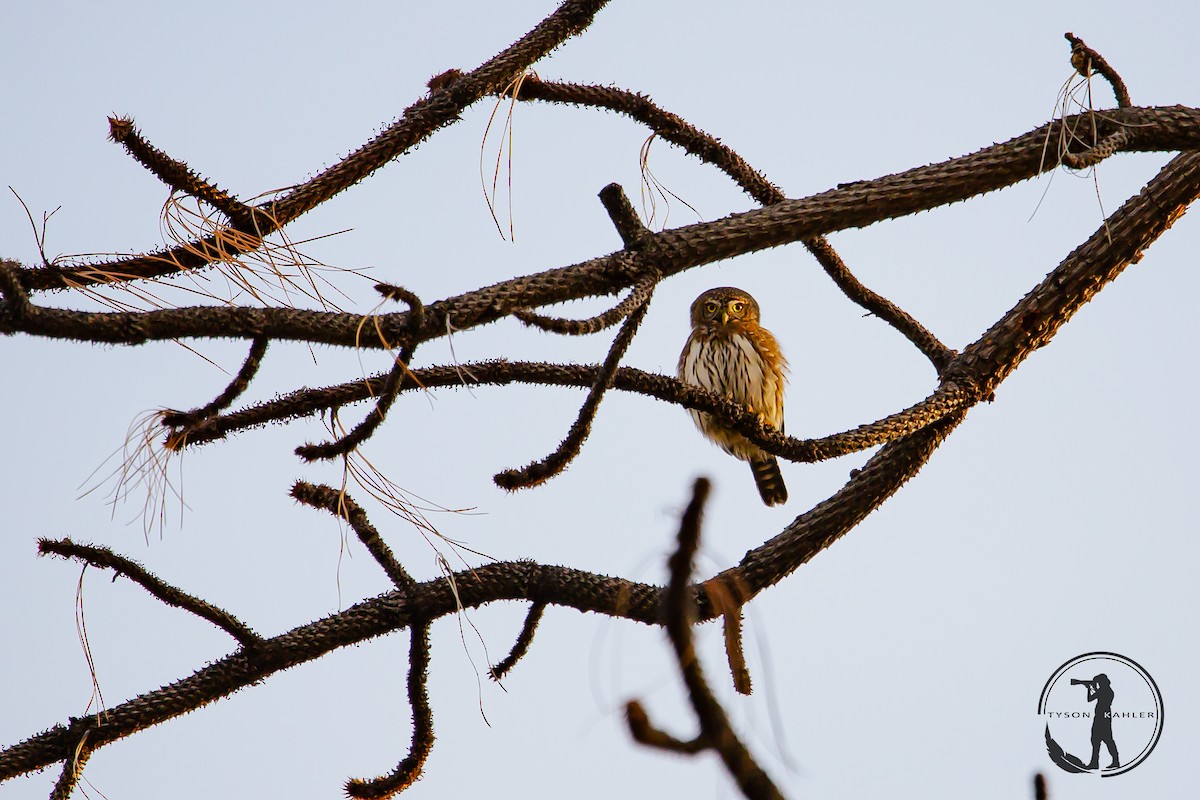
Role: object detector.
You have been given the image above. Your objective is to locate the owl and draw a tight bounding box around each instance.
[678,287,788,506]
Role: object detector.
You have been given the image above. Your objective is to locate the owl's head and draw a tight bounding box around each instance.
[689,287,760,329]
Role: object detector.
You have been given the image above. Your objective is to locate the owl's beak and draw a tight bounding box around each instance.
[720,310,729,325]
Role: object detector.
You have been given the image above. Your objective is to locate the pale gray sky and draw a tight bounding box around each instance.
[2,2,1197,798]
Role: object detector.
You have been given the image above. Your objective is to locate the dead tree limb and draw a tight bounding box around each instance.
[0,23,1193,798]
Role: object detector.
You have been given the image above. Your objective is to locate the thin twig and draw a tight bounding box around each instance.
[624,700,706,754]
[1065,33,1132,108]
[513,274,656,335]
[38,539,260,648]
[490,601,547,680]
[295,289,424,461]
[804,238,957,374]
[345,622,435,799]
[108,117,259,229]
[161,336,269,434]
[494,299,653,489]
[291,482,417,594]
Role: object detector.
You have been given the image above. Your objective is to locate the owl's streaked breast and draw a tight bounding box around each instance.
[679,330,785,461]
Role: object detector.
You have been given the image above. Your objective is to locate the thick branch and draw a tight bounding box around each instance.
[512,77,957,373]
[727,151,1200,596]
[175,361,973,468]
[0,558,658,782]
[5,106,1198,348]
[16,0,612,293]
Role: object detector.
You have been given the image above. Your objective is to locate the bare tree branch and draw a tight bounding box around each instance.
[4,106,1197,350]
[624,700,706,754]
[290,482,417,595]
[173,360,972,469]
[495,296,653,488]
[1065,32,1132,108]
[627,478,784,800]
[490,601,548,681]
[161,336,269,436]
[14,0,613,294]
[2,11,1197,795]
[107,116,260,229]
[497,180,660,488]
[345,622,434,799]
[48,729,92,800]
[512,182,656,335]
[37,539,261,649]
[514,273,656,334]
[509,76,956,374]
[295,287,424,460]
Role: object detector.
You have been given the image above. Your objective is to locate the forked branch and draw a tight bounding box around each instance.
[625,479,784,800]
[14,0,613,294]
[496,183,659,489]
[294,287,425,461]
[1,12,1197,798]
[161,336,269,437]
[508,75,956,374]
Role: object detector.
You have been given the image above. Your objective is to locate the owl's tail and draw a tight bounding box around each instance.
[749,456,787,506]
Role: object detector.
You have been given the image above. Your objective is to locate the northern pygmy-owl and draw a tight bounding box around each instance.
[678,287,788,506]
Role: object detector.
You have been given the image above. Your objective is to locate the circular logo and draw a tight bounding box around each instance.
[1038,652,1163,777]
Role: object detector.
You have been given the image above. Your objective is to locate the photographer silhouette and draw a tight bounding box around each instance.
[1072,674,1119,770]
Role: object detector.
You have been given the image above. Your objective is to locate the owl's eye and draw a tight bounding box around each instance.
[704,301,720,314]
[729,301,746,314]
